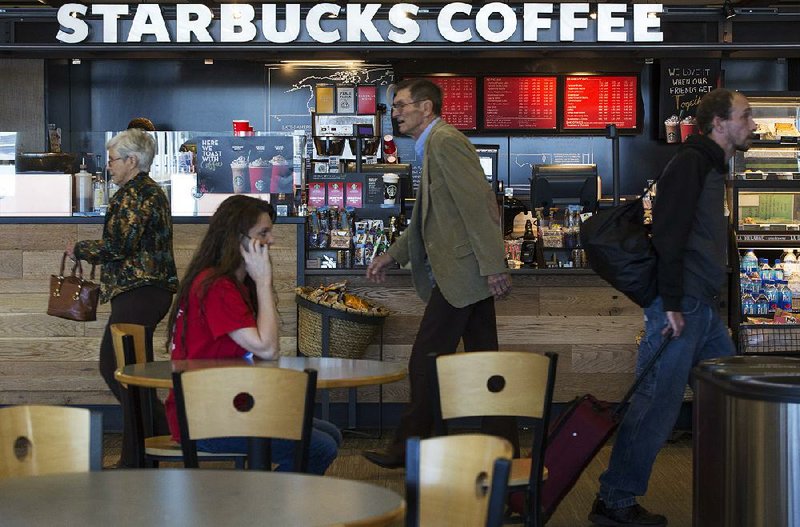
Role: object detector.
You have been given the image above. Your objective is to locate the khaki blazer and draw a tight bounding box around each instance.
[388,120,506,308]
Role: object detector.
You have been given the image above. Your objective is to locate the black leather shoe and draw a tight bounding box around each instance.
[362,449,405,469]
[588,498,667,527]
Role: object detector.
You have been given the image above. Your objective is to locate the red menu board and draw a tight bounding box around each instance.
[483,76,557,130]
[419,76,477,130]
[563,75,638,130]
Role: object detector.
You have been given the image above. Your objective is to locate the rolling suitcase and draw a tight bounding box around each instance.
[509,334,673,522]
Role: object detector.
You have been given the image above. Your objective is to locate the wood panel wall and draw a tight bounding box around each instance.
[0,221,643,406]
[0,222,298,406]
[305,272,644,404]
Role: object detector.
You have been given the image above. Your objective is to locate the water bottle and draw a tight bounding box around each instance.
[741,293,756,315]
[756,292,769,315]
[742,250,758,274]
[789,273,800,312]
[748,271,761,296]
[773,259,784,281]
[739,272,751,295]
[780,280,793,311]
[759,259,772,282]
[764,281,779,312]
[781,249,797,277]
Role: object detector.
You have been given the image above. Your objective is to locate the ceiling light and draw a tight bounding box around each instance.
[71,58,81,65]
[204,58,214,65]
[280,60,365,68]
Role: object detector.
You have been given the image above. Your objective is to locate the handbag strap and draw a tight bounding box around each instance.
[59,252,69,277]
[71,258,84,280]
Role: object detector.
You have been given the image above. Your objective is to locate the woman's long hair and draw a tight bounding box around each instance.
[166,195,276,350]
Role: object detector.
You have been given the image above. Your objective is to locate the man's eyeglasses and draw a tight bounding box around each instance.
[391,99,427,111]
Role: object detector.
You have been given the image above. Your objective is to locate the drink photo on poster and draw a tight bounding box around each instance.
[196,136,295,194]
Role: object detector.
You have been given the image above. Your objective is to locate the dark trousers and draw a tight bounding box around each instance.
[391,287,519,456]
[99,286,173,466]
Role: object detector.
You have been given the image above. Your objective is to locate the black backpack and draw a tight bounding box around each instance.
[579,193,657,308]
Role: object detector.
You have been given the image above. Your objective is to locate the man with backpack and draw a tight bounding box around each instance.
[589,88,756,526]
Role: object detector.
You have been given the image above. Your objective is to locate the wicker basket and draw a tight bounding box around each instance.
[296,288,390,359]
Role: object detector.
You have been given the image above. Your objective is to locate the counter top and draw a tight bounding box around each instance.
[0,215,307,225]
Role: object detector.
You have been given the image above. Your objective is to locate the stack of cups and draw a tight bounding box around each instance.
[232,120,254,136]
[383,134,398,163]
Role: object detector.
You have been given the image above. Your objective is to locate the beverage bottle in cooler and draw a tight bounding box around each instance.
[756,292,769,315]
[759,259,772,282]
[764,280,779,312]
[748,271,761,296]
[789,272,800,312]
[782,249,797,277]
[779,280,793,312]
[740,272,751,295]
[741,293,755,316]
[741,249,757,273]
[773,259,784,281]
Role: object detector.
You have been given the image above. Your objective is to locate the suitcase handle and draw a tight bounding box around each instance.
[613,331,673,420]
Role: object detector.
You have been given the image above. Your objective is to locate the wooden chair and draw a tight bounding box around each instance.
[0,405,102,478]
[172,366,317,471]
[110,323,246,468]
[429,351,558,527]
[405,434,512,527]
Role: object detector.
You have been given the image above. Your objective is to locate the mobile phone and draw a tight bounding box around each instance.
[240,234,251,252]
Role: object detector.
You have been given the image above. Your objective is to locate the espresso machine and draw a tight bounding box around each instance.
[311,112,382,174]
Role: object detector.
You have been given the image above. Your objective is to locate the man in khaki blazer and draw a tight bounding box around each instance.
[364,78,517,468]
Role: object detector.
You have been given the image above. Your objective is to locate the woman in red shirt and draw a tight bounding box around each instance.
[165,195,339,474]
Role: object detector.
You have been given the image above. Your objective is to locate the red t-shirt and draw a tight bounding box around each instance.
[165,268,257,440]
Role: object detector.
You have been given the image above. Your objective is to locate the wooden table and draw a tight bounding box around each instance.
[116,356,407,433]
[116,356,407,390]
[0,470,405,526]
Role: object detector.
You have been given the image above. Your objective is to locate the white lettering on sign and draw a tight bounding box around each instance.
[438,2,472,43]
[522,3,552,42]
[475,3,517,43]
[307,3,341,43]
[347,4,382,42]
[559,3,589,42]
[176,5,214,43]
[55,3,664,44]
[388,4,419,44]
[262,4,301,43]
[56,3,89,44]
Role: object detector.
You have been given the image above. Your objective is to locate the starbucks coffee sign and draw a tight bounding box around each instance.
[56,3,663,45]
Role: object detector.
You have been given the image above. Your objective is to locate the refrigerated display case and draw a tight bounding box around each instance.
[728,97,800,353]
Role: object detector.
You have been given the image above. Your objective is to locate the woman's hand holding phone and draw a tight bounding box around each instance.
[240,236,272,284]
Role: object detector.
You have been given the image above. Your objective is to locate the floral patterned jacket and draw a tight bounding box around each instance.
[74,172,178,303]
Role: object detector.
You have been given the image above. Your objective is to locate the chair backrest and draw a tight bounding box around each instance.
[0,405,103,478]
[405,434,512,527]
[110,323,151,368]
[172,366,317,471]
[432,351,557,422]
[430,350,558,527]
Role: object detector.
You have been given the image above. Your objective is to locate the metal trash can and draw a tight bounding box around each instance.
[693,356,800,527]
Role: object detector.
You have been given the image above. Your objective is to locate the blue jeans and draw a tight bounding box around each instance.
[598,295,734,509]
[196,418,341,475]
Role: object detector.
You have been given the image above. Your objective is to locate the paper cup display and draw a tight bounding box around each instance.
[382,173,399,205]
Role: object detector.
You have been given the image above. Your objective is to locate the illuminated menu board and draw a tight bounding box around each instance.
[483,76,557,130]
[563,75,638,130]
[419,76,477,130]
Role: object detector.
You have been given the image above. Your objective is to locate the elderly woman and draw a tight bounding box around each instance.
[69,128,178,467]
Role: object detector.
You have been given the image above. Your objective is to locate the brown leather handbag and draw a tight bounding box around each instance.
[47,252,100,322]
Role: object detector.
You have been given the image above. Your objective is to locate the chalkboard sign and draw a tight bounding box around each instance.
[658,59,720,139]
[196,136,296,194]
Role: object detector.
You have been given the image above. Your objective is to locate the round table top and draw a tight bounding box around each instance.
[116,356,407,390]
[0,469,405,527]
